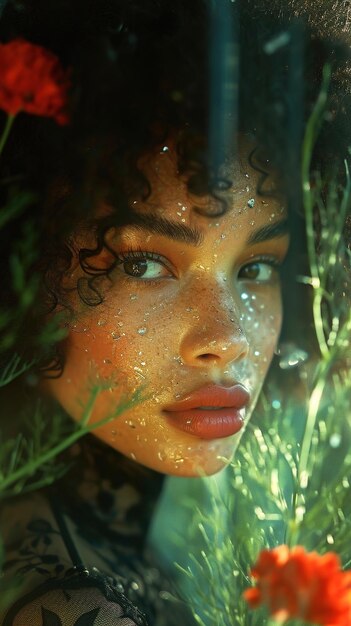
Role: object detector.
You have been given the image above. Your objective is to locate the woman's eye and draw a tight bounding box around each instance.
[238,260,278,282]
[117,253,173,280]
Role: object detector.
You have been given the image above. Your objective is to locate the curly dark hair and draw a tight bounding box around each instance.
[0,0,350,381]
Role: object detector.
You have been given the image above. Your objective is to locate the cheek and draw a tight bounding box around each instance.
[241,286,282,367]
[58,293,178,396]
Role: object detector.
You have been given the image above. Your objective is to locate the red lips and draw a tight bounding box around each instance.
[163,384,250,440]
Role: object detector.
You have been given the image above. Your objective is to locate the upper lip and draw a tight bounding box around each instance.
[164,384,250,411]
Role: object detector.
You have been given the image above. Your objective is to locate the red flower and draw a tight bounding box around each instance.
[243,545,351,625]
[0,39,70,124]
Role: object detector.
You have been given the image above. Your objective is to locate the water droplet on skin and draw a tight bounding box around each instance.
[137,327,147,335]
[111,331,120,340]
[134,367,145,379]
[254,350,260,356]
[241,292,249,300]
[140,361,146,366]
[220,233,226,239]
[158,451,165,461]
[97,319,106,326]
[272,399,281,409]
[103,358,112,364]
[161,146,169,152]
[247,198,255,208]
[177,211,182,217]
[130,452,137,460]
[130,294,138,301]
[181,206,187,212]
[71,324,89,333]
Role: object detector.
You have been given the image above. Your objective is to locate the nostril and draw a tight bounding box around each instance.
[197,353,218,361]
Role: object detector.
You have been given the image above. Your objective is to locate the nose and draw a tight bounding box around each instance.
[179,280,249,368]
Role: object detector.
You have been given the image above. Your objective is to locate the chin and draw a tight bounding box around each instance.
[94,427,241,477]
[172,459,231,478]
[149,438,238,477]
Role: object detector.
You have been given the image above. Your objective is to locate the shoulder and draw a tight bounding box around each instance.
[1,568,149,626]
[0,494,149,625]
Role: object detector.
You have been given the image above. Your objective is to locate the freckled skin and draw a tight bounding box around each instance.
[44,137,289,477]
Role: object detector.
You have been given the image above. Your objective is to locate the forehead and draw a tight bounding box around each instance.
[132,134,284,223]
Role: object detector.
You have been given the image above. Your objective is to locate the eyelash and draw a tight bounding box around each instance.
[114,248,283,283]
[242,255,282,270]
[117,248,163,262]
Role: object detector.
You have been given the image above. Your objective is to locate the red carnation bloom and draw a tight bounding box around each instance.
[243,545,351,625]
[0,39,70,124]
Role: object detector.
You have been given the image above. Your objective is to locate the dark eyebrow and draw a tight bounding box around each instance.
[121,211,288,246]
[123,211,203,246]
[247,218,289,245]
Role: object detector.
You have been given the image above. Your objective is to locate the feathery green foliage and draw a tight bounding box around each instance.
[178,65,351,626]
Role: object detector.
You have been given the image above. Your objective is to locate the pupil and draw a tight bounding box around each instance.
[243,263,259,279]
[124,260,147,277]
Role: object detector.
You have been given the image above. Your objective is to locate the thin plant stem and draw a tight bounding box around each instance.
[287,64,333,546]
[0,386,141,496]
[301,63,331,361]
[0,114,16,158]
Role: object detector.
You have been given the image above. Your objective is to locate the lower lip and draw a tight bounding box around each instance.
[163,408,245,440]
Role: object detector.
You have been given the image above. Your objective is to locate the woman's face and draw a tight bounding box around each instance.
[45,137,289,476]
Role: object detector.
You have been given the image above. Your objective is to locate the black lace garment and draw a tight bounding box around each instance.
[0,436,192,626]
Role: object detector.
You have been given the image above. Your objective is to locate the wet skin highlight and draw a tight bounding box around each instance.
[44,137,289,477]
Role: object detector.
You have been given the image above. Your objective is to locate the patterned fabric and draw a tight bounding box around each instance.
[0,436,191,626]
